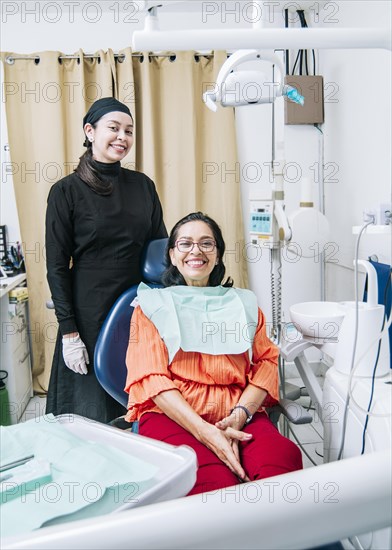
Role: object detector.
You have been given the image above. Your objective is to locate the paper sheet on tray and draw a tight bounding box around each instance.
[0,415,158,537]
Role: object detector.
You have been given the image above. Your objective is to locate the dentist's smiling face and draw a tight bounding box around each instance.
[169,221,218,287]
[84,111,134,163]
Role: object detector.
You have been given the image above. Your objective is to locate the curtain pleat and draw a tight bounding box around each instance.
[117,50,248,288]
[1,48,247,393]
[1,50,115,393]
[115,47,136,168]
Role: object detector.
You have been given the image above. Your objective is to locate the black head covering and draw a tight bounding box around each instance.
[83,97,132,127]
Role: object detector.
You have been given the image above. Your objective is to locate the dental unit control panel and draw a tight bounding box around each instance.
[280,259,391,550]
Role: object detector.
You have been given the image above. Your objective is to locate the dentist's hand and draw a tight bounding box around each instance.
[62,333,89,375]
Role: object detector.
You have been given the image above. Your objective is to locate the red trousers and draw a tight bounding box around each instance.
[139,412,303,496]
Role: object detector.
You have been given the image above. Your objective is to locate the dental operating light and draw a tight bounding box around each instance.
[202,50,304,112]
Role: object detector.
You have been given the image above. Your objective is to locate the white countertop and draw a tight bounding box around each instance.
[0,273,27,300]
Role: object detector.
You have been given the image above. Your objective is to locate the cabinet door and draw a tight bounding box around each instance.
[11,302,28,353]
[2,300,33,423]
[9,338,32,421]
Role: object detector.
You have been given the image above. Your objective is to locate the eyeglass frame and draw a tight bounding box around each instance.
[174,239,217,253]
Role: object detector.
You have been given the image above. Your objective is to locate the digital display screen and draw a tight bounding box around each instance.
[250,212,272,234]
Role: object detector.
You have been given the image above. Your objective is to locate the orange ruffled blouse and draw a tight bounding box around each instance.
[125,306,279,424]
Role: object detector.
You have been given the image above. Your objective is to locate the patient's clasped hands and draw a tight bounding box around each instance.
[198,414,252,482]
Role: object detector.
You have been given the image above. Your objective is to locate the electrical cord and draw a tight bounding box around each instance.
[336,218,375,460]
[285,8,289,75]
[292,48,301,76]
[298,11,306,75]
[360,345,381,454]
[294,10,315,77]
[270,248,280,344]
[347,293,392,417]
[276,250,282,343]
[360,272,391,454]
[286,422,318,466]
[304,49,309,76]
[291,11,304,76]
[346,264,391,415]
[292,18,304,76]
[270,247,282,344]
[270,250,278,342]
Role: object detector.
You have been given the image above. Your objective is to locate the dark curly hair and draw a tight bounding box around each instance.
[161,212,234,288]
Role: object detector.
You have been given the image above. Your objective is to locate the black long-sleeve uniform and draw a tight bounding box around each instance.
[45,160,167,422]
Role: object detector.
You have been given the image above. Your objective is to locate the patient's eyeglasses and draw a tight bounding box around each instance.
[175,239,216,253]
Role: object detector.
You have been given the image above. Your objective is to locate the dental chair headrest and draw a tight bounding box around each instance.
[141,238,168,284]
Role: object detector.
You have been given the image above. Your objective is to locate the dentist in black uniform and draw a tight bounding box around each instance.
[45,97,167,423]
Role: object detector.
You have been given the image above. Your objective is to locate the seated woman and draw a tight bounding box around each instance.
[125,212,302,495]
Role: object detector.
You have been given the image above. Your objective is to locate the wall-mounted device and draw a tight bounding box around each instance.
[203,50,304,112]
[284,75,324,125]
[249,198,279,249]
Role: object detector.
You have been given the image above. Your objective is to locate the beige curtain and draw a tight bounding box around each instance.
[1,49,117,393]
[116,49,247,287]
[1,48,247,393]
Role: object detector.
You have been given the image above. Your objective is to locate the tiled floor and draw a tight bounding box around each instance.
[281,392,324,468]
[283,367,326,468]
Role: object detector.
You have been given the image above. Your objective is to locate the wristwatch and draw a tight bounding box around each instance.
[230,404,253,425]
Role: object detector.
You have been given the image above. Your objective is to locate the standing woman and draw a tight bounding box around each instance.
[45,97,167,423]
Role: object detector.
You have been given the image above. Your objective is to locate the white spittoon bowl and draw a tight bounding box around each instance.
[289,301,347,339]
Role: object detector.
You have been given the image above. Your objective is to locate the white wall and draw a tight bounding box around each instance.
[1,0,391,323]
[320,0,392,302]
[1,1,251,53]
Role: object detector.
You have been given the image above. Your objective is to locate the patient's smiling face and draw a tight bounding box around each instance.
[169,221,218,287]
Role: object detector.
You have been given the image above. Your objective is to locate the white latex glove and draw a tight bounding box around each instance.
[62,334,89,375]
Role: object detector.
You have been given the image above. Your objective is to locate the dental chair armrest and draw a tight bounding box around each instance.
[109,415,138,432]
[268,398,313,425]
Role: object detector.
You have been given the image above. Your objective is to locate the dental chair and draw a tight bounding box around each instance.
[94,238,165,429]
[94,241,349,550]
[94,238,312,431]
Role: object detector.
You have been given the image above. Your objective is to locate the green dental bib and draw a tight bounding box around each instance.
[136,283,258,362]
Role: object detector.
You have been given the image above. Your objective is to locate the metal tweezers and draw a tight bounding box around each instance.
[0,454,35,473]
